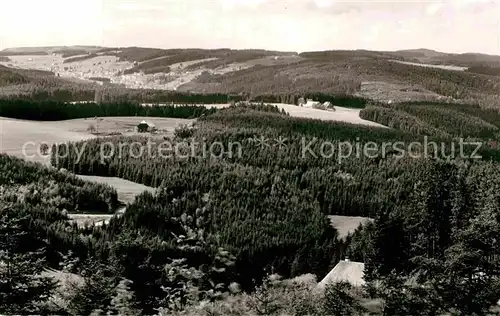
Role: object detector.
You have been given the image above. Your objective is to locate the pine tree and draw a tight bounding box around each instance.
[67,260,115,315]
[378,272,443,316]
[364,207,408,282]
[0,205,57,314]
[246,275,282,315]
[322,281,366,316]
[160,208,236,312]
[107,278,140,315]
[437,207,500,315]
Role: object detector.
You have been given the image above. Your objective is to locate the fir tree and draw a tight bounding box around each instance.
[0,205,57,314]
[322,281,366,316]
[107,278,140,315]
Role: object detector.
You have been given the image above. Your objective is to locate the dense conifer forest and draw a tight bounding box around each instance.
[360,102,500,139]
[0,154,118,213]
[0,154,120,312]
[2,69,500,313]
[0,100,216,120]
[12,104,488,314]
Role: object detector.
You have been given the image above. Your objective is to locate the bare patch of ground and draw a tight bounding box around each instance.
[0,116,192,164]
[355,81,453,104]
[327,215,373,239]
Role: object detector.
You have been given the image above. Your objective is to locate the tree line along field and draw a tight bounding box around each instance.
[0,99,216,120]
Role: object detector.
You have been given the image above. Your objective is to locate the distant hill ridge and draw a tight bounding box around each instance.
[2,45,499,57]
[1,46,104,53]
[2,45,500,105]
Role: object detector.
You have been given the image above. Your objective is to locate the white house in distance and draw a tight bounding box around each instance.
[301,98,321,108]
[137,120,156,133]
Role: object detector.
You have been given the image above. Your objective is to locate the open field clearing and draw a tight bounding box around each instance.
[270,104,388,127]
[68,206,128,227]
[0,117,92,164]
[390,59,468,71]
[68,176,154,227]
[355,81,452,104]
[204,103,388,128]
[0,116,192,164]
[67,213,115,228]
[74,175,155,204]
[48,116,194,136]
[328,215,374,239]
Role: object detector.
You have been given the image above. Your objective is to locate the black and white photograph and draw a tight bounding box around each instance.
[1,0,500,315]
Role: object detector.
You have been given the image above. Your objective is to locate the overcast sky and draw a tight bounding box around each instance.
[1,0,499,54]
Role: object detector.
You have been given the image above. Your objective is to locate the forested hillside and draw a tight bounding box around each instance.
[360,102,500,140]
[178,57,500,108]
[2,46,500,314]
[0,99,216,120]
[0,154,120,315]
[31,104,497,313]
[121,48,290,75]
[346,159,500,315]
[0,64,97,100]
[0,154,118,213]
[3,46,500,108]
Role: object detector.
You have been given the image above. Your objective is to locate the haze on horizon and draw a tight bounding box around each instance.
[1,0,499,55]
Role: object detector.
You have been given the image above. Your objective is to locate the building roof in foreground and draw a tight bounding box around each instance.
[138,120,155,127]
[316,260,365,289]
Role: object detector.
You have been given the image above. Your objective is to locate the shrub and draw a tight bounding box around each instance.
[174,124,195,139]
[312,102,328,110]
